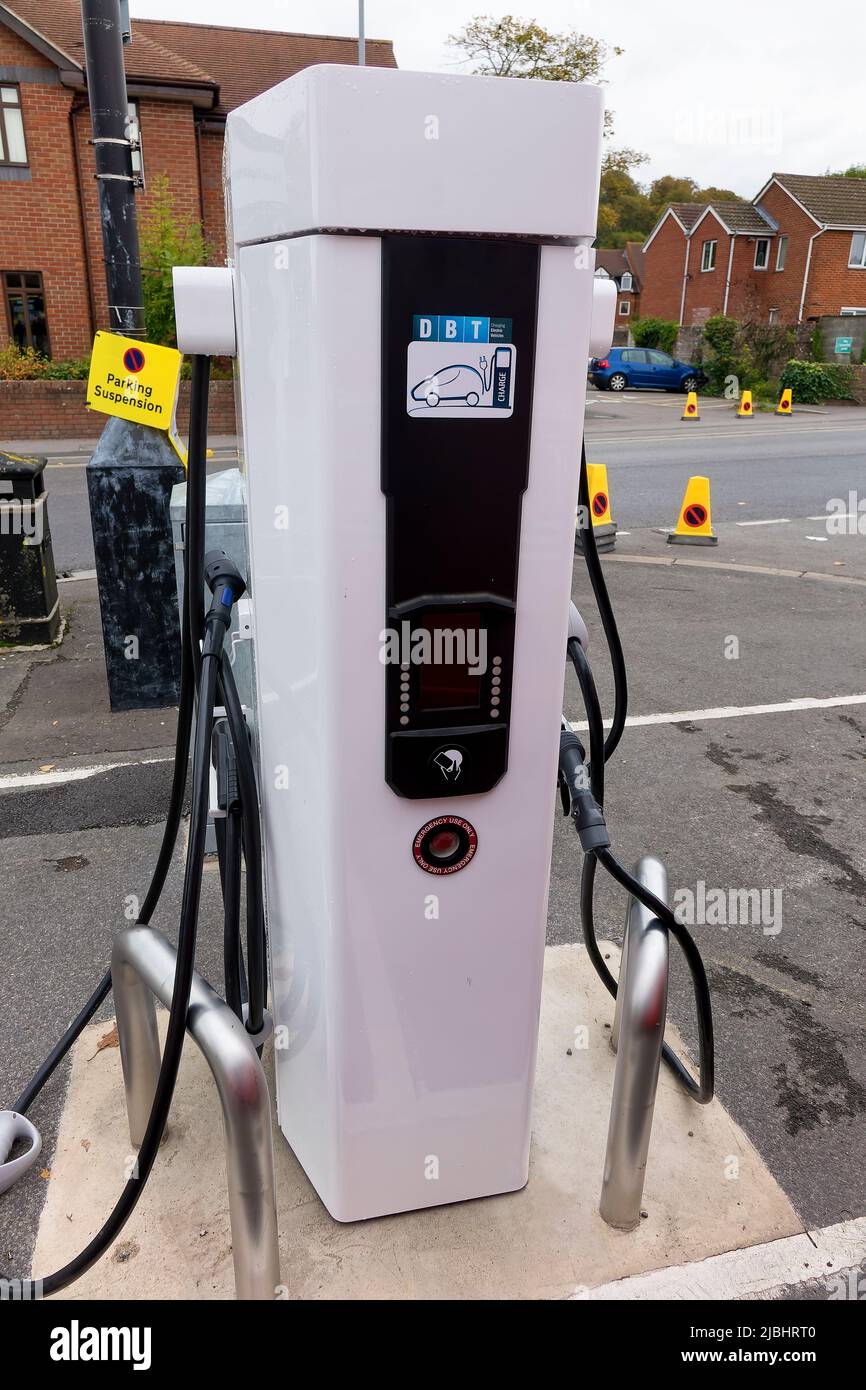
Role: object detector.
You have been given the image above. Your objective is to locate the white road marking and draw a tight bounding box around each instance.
[588,423,866,446]
[574,1215,866,1300]
[608,552,866,586]
[736,517,790,526]
[0,756,172,791]
[805,535,829,542]
[57,569,97,582]
[569,692,866,733]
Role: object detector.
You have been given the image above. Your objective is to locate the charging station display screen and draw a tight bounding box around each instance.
[416,612,483,713]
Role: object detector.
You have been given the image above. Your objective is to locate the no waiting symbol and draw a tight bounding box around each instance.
[684,503,707,528]
[592,492,608,518]
[123,347,146,373]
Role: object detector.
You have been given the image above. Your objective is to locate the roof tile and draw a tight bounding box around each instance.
[771,173,866,227]
[2,1,398,111]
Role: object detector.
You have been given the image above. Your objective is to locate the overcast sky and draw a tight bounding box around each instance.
[130,0,863,196]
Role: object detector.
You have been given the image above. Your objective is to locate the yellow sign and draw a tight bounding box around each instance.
[87,332,182,435]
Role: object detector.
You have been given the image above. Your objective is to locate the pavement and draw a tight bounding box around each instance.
[34,948,800,1301]
[1,392,865,1299]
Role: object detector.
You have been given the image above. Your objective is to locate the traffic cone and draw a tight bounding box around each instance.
[667,476,718,546]
[682,391,700,421]
[776,387,793,416]
[737,389,753,417]
[576,462,617,553]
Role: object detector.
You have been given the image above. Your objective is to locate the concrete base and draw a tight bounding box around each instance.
[666,533,719,546]
[33,943,800,1300]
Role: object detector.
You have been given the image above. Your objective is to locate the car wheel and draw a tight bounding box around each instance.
[608,373,627,392]
[682,376,699,393]
[425,390,440,407]
[465,391,479,407]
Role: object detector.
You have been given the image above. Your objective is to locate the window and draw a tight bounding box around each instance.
[775,236,788,271]
[621,349,647,363]
[840,306,866,316]
[126,101,143,183]
[754,238,770,270]
[849,232,866,269]
[768,308,780,325]
[647,350,673,366]
[4,271,49,354]
[620,272,633,291]
[0,84,27,166]
[701,240,717,272]
[619,300,630,316]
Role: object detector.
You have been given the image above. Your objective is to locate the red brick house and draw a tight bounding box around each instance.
[0,1,396,360]
[595,242,644,340]
[641,175,866,326]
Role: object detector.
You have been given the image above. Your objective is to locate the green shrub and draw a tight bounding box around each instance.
[699,315,753,395]
[748,378,774,402]
[0,344,48,379]
[43,357,91,380]
[810,323,824,362]
[632,316,678,355]
[140,173,208,347]
[0,345,90,380]
[779,359,854,403]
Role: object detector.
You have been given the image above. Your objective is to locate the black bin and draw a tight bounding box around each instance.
[0,451,61,645]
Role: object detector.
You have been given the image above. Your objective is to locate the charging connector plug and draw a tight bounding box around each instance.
[558,728,610,852]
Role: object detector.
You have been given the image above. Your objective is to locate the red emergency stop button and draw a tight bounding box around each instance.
[413,816,478,874]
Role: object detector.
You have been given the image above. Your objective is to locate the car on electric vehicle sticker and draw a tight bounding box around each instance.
[588,347,707,394]
[411,363,485,407]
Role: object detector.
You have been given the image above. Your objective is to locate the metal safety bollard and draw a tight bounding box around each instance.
[111,924,281,1300]
[600,854,669,1231]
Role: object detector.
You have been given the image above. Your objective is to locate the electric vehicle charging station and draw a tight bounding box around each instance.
[218,65,610,1221]
[2,63,718,1301]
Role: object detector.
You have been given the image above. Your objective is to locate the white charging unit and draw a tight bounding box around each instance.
[222,64,607,1221]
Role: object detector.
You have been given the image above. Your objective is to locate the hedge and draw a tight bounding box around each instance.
[779,359,854,404]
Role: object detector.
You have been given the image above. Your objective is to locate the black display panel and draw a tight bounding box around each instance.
[381,235,540,799]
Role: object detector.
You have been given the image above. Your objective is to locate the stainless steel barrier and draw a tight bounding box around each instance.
[599,855,669,1231]
[111,924,281,1299]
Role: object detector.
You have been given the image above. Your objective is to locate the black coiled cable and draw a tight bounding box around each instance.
[572,440,714,1104]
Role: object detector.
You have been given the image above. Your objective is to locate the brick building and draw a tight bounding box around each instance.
[641,175,866,327]
[0,1,396,360]
[594,242,644,341]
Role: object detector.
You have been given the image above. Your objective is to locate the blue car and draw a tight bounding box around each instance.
[589,347,706,393]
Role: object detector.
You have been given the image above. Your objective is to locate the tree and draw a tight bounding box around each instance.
[831,164,866,179]
[447,13,629,142]
[447,13,620,82]
[647,175,700,209]
[697,185,740,203]
[139,174,208,347]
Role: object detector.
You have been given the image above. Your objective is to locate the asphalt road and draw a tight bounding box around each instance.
[17,396,866,574]
[1,394,865,1289]
[585,393,865,528]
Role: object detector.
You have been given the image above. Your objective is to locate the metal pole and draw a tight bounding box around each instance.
[80,0,144,337]
[112,925,281,1300]
[600,855,669,1231]
[358,0,366,65]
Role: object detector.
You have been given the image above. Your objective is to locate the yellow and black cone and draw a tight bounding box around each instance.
[682,391,700,421]
[668,476,718,546]
[777,387,793,416]
[576,462,617,553]
[737,389,753,417]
